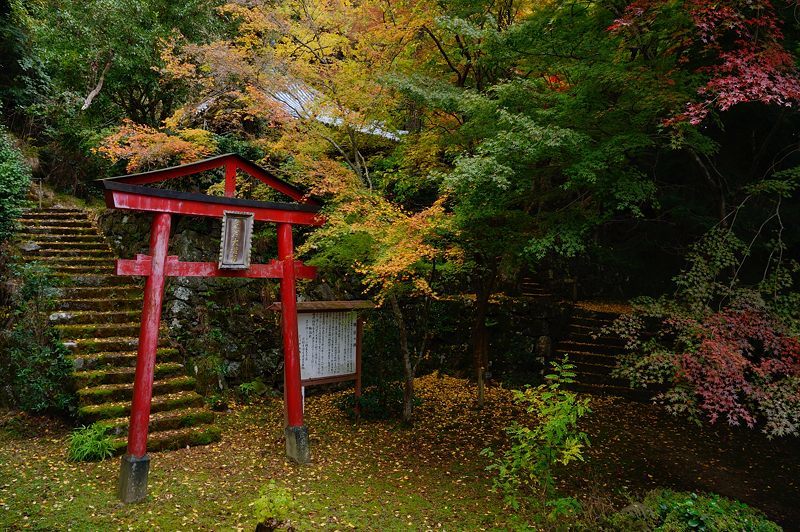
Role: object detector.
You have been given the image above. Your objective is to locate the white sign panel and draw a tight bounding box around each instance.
[298,311,357,381]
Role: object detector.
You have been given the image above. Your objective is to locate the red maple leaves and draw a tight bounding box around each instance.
[610,0,800,125]
[674,304,800,435]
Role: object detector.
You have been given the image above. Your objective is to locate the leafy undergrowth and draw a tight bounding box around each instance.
[0,374,797,530]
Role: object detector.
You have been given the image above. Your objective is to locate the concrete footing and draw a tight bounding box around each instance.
[284,425,310,464]
[118,453,150,503]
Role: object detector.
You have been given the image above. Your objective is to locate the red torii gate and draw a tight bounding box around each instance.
[99,154,323,503]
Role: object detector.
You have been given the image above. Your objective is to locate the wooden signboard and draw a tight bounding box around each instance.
[270,300,374,387]
[298,311,358,384]
[218,211,254,270]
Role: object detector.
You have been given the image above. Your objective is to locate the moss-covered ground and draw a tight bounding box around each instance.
[1,374,797,530]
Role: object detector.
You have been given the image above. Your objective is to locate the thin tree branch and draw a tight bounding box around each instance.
[81,54,113,111]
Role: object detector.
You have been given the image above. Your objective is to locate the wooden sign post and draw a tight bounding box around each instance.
[98,154,324,503]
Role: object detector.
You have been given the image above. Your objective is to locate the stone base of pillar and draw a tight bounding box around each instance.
[118,453,150,503]
[284,425,310,464]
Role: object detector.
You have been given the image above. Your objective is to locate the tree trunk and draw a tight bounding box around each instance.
[471,267,497,383]
[389,294,415,423]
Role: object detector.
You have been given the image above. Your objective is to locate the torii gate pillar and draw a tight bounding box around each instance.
[118,212,172,503]
[277,223,309,462]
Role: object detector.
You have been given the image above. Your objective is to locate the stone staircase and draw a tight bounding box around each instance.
[553,307,642,398]
[16,207,220,453]
[519,277,552,299]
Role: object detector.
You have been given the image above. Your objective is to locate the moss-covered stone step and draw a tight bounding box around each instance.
[50,309,140,325]
[53,273,134,287]
[59,285,142,299]
[71,348,181,371]
[22,235,108,245]
[55,297,142,312]
[23,207,85,212]
[49,264,115,275]
[18,218,93,228]
[19,211,87,220]
[566,332,625,345]
[26,248,115,258]
[18,226,96,236]
[78,390,205,423]
[64,335,169,354]
[573,370,628,387]
[555,350,618,367]
[110,425,222,456]
[570,316,618,327]
[73,362,185,388]
[102,407,215,437]
[46,255,113,265]
[27,241,111,251]
[20,235,108,245]
[56,322,142,339]
[557,340,624,355]
[566,323,606,335]
[77,375,196,406]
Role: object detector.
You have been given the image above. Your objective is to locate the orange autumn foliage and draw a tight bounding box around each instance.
[302,191,452,302]
[95,119,216,173]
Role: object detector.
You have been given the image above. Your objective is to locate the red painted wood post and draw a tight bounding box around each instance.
[224,161,237,197]
[277,222,310,462]
[118,212,171,503]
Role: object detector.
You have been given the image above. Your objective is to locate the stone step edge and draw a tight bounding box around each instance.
[70,348,180,368]
[110,425,222,455]
[102,407,215,435]
[76,375,193,400]
[77,390,204,421]
[72,362,185,387]
[50,310,141,324]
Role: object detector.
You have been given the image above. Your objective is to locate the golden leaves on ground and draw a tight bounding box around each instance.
[0,374,524,530]
[2,373,796,529]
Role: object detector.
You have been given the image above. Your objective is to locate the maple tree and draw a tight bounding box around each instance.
[609,0,800,125]
[610,216,800,436]
[95,119,217,173]
[302,190,451,421]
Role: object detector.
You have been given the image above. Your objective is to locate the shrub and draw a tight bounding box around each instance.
[481,357,591,515]
[67,423,116,462]
[609,229,800,437]
[0,262,75,415]
[0,126,31,243]
[336,381,420,420]
[252,481,296,530]
[238,379,268,403]
[205,393,228,412]
[607,490,781,531]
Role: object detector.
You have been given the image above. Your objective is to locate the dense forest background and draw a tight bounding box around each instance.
[2,0,799,432]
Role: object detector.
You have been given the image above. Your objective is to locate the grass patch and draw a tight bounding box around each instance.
[67,423,115,462]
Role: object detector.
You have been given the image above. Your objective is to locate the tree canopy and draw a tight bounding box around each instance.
[2,0,798,430]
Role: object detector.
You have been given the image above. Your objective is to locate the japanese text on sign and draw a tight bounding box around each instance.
[298,311,357,381]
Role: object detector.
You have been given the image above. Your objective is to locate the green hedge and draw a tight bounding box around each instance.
[0,126,31,243]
